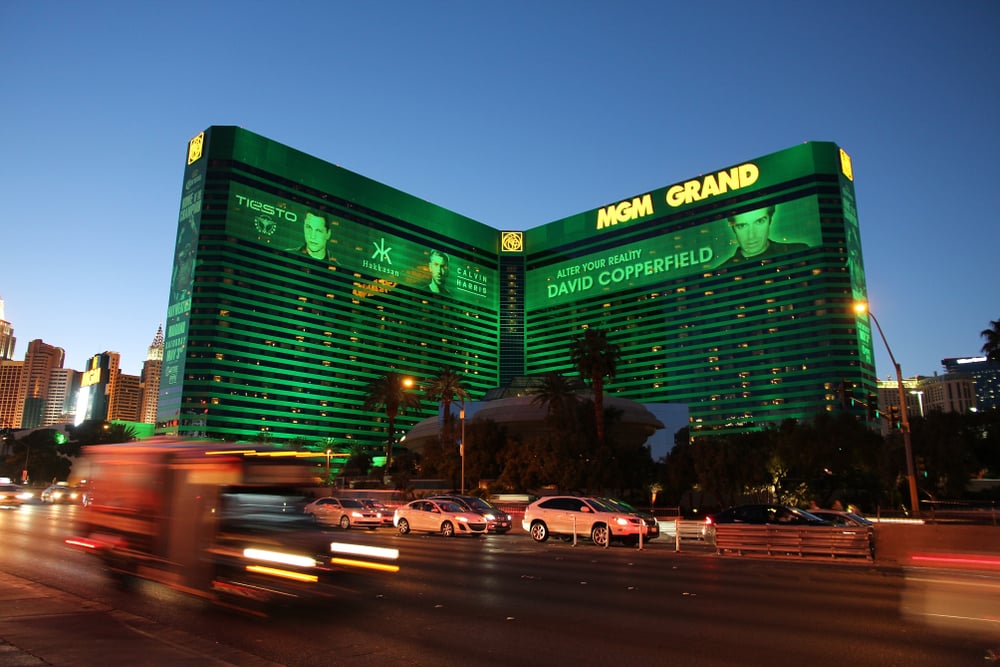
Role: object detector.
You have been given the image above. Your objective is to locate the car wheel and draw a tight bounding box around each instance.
[339,515,351,530]
[441,521,455,537]
[529,521,549,542]
[591,524,609,547]
[397,518,410,534]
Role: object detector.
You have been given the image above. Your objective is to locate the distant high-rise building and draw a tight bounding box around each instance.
[139,325,164,424]
[917,372,976,415]
[0,297,14,361]
[77,352,121,424]
[109,373,142,422]
[0,360,25,428]
[875,376,923,434]
[43,368,80,426]
[941,356,1000,412]
[20,339,66,428]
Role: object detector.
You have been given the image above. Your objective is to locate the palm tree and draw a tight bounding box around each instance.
[569,327,621,447]
[981,319,1000,363]
[530,372,579,429]
[424,368,470,432]
[362,372,421,476]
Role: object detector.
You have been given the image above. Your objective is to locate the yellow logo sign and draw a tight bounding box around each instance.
[187,132,205,165]
[501,231,523,252]
[839,148,853,181]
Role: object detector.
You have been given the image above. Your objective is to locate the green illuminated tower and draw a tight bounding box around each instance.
[159,127,875,453]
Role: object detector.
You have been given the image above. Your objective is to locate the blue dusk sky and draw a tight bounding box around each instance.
[1,1,997,379]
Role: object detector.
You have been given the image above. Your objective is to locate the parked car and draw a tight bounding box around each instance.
[428,494,513,534]
[393,498,489,537]
[596,497,660,541]
[304,497,382,529]
[40,483,84,504]
[521,495,649,547]
[706,504,830,527]
[0,483,30,508]
[358,498,396,526]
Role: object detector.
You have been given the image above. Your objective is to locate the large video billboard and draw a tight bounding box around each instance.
[528,195,822,309]
[224,182,497,305]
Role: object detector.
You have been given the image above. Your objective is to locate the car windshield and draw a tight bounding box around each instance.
[587,498,621,513]
[464,497,493,511]
[437,501,463,513]
[340,498,363,508]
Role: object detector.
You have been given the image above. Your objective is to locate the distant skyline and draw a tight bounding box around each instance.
[2,1,998,379]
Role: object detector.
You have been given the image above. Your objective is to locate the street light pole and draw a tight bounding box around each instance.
[460,401,466,495]
[855,303,920,517]
[325,447,332,492]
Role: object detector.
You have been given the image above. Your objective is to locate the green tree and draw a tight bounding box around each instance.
[362,372,421,478]
[424,367,470,431]
[569,327,621,447]
[530,372,579,430]
[981,318,1000,362]
[424,367,470,485]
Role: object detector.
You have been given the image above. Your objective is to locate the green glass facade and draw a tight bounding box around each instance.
[159,127,875,451]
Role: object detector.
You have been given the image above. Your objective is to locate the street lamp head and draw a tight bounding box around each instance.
[853,302,868,316]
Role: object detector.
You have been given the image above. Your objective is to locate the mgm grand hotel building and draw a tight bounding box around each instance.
[158,126,875,452]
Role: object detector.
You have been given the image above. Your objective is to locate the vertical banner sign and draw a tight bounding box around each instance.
[157,131,206,430]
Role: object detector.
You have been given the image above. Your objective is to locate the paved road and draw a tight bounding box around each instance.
[1,503,996,666]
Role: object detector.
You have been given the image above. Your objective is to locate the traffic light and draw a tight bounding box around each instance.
[866,394,878,421]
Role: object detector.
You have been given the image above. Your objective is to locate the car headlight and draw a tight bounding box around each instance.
[483,513,496,521]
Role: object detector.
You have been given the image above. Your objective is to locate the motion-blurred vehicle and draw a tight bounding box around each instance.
[522,495,649,547]
[66,438,398,608]
[806,509,873,528]
[393,498,489,537]
[428,494,513,533]
[304,497,382,529]
[0,483,31,508]
[41,483,83,504]
[706,504,830,527]
[807,508,875,557]
[596,497,660,541]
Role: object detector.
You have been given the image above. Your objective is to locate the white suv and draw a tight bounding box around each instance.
[522,495,648,547]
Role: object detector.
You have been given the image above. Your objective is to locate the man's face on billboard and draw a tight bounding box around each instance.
[303,213,331,258]
[429,253,448,286]
[730,208,772,257]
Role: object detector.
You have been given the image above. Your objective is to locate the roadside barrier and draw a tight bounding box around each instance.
[712,524,874,560]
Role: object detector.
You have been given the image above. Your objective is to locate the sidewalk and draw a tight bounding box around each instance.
[0,572,282,667]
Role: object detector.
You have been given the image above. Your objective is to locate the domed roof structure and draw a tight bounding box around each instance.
[402,393,664,454]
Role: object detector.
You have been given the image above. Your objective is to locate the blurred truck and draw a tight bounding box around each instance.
[67,437,398,609]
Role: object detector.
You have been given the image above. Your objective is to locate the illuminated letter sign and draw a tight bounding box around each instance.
[665,163,759,207]
[596,194,654,230]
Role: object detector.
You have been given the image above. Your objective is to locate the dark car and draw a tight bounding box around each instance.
[707,503,830,527]
[597,497,660,541]
[428,495,513,534]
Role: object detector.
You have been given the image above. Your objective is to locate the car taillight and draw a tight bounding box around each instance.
[705,516,715,526]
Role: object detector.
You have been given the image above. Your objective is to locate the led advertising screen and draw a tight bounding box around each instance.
[528,194,823,309]
[224,182,497,305]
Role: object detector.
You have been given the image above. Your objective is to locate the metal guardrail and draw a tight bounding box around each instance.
[712,524,874,561]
